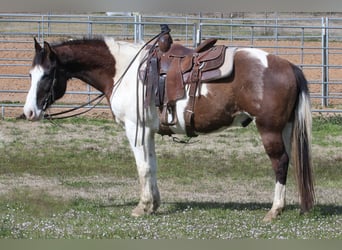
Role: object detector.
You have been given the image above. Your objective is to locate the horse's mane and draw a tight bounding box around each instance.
[52,37,144,51]
[51,37,105,47]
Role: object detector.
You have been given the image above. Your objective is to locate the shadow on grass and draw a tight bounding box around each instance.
[100,200,342,217]
[160,201,342,217]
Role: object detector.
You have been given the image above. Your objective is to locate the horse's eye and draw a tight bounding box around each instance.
[29,73,32,79]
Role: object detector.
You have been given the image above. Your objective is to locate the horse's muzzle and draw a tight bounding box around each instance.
[23,107,42,121]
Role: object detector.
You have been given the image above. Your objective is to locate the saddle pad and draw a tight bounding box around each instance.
[201,47,237,82]
[218,47,237,78]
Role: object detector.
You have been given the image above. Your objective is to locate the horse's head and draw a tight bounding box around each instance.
[23,38,67,121]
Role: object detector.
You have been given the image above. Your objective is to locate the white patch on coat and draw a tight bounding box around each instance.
[237,48,269,110]
[169,83,210,134]
[105,39,143,121]
[23,66,44,120]
[104,37,144,84]
[238,48,269,68]
[199,84,210,97]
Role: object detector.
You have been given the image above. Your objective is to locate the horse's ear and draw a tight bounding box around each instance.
[43,41,52,54]
[34,37,42,52]
[43,41,57,61]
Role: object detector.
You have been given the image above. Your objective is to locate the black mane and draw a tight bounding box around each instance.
[52,36,105,48]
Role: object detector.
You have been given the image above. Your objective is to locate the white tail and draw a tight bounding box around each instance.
[291,64,315,213]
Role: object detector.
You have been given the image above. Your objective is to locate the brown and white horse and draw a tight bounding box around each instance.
[23,36,315,221]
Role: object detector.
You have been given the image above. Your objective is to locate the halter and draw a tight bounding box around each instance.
[40,60,106,120]
[42,68,57,112]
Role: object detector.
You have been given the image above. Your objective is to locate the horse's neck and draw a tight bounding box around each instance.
[104,38,144,83]
[55,41,116,97]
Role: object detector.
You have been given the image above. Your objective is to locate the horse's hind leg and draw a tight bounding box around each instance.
[124,120,161,217]
[257,123,292,222]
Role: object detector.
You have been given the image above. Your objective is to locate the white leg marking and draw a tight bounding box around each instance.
[272,181,286,210]
[264,181,286,222]
[23,66,44,120]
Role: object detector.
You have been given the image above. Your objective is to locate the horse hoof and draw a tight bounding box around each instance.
[131,206,146,217]
[263,214,274,222]
[131,205,155,217]
[263,210,280,222]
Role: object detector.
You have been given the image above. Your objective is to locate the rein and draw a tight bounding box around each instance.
[44,31,165,121]
[42,67,105,120]
[43,93,105,120]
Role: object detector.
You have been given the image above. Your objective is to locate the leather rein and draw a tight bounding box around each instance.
[41,31,166,121]
[42,68,106,120]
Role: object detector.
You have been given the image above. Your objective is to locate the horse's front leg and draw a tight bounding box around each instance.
[125,120,161,217]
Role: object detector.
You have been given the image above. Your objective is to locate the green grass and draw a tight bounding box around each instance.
[311,115,342,187]
[0,192,340,239]
[312,115,342,146]
[0,115,341,239]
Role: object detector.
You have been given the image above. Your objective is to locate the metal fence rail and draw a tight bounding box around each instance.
[1,13,342,118]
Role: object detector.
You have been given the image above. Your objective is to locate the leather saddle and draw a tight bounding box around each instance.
[145,25,236,137]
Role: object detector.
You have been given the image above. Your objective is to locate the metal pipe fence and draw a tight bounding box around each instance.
[1,13,341,119]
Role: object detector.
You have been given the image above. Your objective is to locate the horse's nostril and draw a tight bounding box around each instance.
[27,110,34,120]
[23,106,42,121]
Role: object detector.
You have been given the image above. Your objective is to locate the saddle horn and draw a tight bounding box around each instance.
[158,24,173,52]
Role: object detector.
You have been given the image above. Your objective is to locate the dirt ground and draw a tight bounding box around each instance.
[1,38,342,119]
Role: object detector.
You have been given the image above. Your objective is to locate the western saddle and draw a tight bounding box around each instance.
[144,24,236,137]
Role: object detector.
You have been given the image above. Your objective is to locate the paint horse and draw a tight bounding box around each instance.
[23,32,315,222]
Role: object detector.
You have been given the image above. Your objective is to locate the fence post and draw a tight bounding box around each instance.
[47,12,51,37]
[87,15,93,38]
[134,14,143,43]
[322,17,329,107]
[195,24,201,47]
[38,18,42,42]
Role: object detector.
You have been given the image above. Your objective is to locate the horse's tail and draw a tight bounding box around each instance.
[291,64,315,213]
